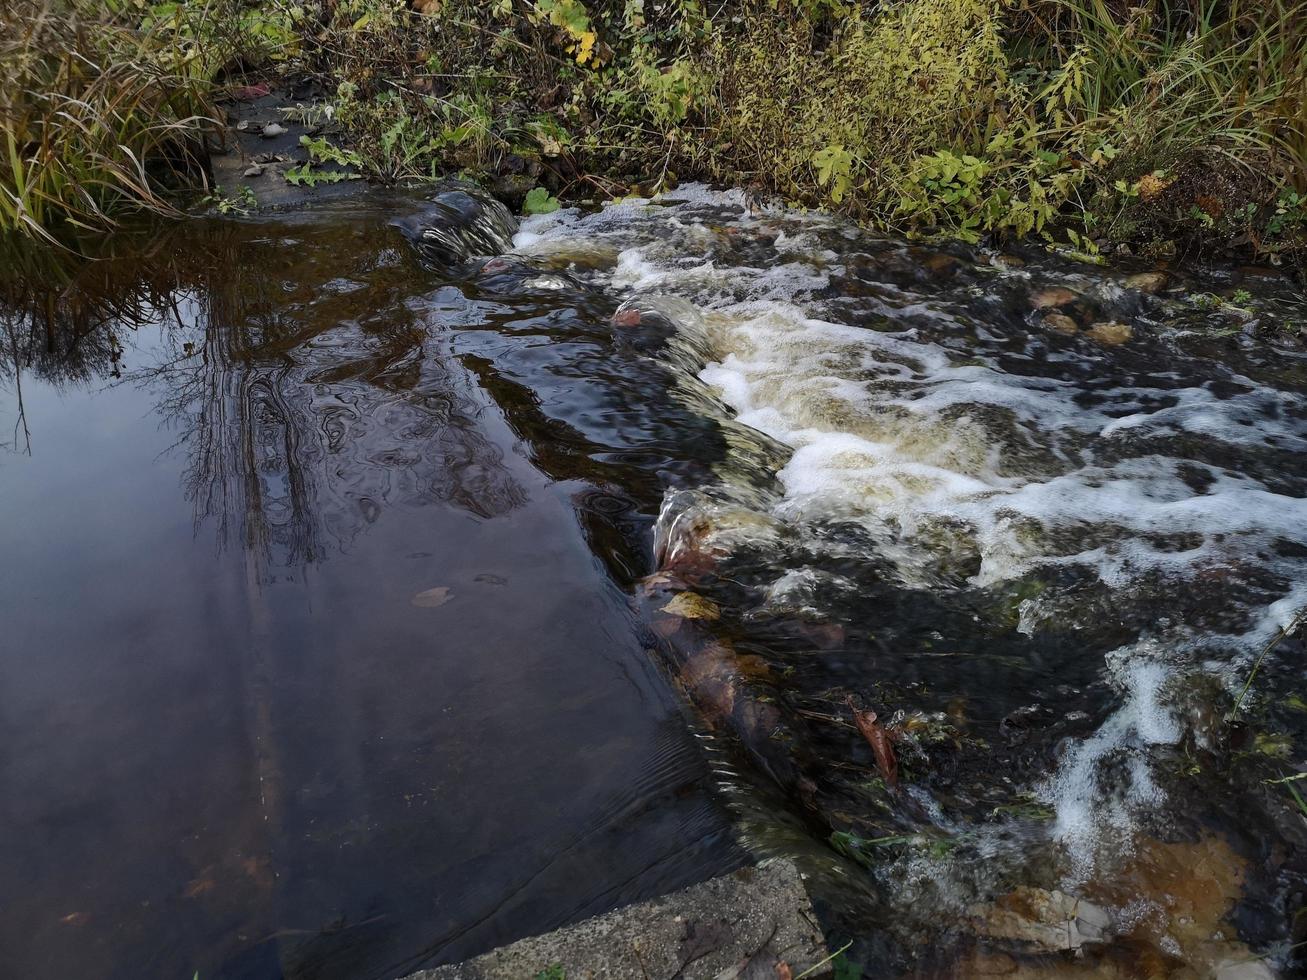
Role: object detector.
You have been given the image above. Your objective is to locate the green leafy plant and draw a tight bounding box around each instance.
[813,145,854,204]
[523,186,561,214]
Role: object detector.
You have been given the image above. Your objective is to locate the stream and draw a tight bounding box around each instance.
[2,186,1306,979]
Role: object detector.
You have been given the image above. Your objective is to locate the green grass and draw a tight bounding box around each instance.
[0,0,292,240]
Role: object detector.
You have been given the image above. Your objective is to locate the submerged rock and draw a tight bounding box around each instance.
[391,186,518,267]
[969,887,1113,953]
[472,255,586,296]
[1031,286,1079,310]
[1043,313,1079,335]
[1087,321,1133,345]
[1125,271,1169,294]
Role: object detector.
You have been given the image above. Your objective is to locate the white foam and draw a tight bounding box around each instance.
[1039,648,1181,880]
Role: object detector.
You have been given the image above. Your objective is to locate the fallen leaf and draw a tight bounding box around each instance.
[1137,172,1173,202]
[184,876,216,899]
[847,696,898,786]
[661,592,720,620]
[230,83,271,101]
[652,616,684,638]
[411,586,453,608]
[1043,313,1079,335]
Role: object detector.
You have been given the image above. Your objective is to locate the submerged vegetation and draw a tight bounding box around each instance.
[3,0,1307,262]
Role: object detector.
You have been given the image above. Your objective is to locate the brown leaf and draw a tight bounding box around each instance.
[652,615,684,638]
[661,592,720,620]
[230,82,270,101]
[184,875,216,899]
[847,695,898,786]
[411,586,453,608]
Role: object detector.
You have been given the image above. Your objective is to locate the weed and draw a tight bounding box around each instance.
[523,187,561,214]
[1266,772,1307,819]
[0,0,223,238]
[6,0,1305,256]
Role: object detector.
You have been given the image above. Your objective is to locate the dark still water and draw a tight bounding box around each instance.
[6,185,1307,980]
[0,203,743,980]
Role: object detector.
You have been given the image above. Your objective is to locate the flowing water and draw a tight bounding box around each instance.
[2,186,1307,979]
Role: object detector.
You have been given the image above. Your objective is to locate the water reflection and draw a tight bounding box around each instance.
[2,218,533,572]
[0,210,742,980]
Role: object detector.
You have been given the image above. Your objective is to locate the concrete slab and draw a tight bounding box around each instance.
[405,859,830,980]
[208,82,365,212]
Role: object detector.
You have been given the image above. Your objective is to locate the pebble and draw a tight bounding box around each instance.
[1030,287,1078,309]
[1087,321,1133,345]
[1044,313,1079,335]
[988,253,1025,270]
[1125,271,1168,294]
[261,122,287,138]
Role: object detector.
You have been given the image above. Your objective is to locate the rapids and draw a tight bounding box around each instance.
[512,185,1307,977]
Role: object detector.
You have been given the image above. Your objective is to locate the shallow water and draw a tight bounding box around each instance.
[3,188,1307,978]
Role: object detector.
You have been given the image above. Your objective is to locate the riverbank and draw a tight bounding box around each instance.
[4,0,1307,270]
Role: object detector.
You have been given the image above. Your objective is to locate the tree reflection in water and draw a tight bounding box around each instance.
[0,212,543,977]
[1,214,529,577]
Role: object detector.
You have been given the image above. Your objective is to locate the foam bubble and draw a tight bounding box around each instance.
[1040,649,1181,880]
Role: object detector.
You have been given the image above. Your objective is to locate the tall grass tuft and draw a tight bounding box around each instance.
[0,0,220,241]
[1020,0,1307,178]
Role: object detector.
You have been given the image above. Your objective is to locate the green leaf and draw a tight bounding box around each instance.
[523,186,560,215]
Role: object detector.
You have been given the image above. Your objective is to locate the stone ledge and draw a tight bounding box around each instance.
[405,859,829,980]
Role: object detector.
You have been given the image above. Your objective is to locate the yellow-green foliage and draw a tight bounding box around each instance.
[695,0,1307,247]
[699,0,1028,229]
[0,0,295,239]
[4,0,1305,254]
[0,1,217,238]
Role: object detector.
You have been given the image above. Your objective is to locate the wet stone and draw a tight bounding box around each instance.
[1043,313,1079,335]
[391,186,518,267]
[1087,321,1133,345]
[969,887,1114,953]
[1214,957,1279,980]
[1125,271,1169,294]
[1031,286,1079,310]
[407,859,828,980]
